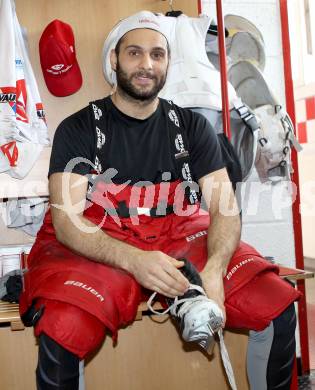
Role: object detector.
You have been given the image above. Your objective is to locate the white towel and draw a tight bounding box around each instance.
[5,197,49,236]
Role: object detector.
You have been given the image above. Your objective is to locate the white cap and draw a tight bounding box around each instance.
[102,11,171,86]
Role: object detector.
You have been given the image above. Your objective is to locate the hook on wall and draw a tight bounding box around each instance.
[162,0,174,12]
[163,0,182,17]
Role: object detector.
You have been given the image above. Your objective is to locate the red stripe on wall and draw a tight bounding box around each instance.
[298,122,308,143]
[306,97,315,120]
[280,0,310,374]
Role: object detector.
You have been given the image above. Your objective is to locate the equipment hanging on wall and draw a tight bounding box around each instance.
[229,60,302,183]
[206,14,266,72]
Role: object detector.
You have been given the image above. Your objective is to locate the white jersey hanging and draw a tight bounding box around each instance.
[0,0,16,152]
[159,14,237,110]
[0,0,49,179]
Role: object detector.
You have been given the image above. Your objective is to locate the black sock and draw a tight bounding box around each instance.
[36,333,80,390]
[267,303,297,390]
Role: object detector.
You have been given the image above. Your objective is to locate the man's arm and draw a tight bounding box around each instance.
[198,167,241,321]
[49,172,189,298]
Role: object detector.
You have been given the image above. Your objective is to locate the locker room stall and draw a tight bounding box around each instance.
[0,0,250,389]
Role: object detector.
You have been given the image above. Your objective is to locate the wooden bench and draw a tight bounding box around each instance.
[0,301,24,331]
[0,300,161,330]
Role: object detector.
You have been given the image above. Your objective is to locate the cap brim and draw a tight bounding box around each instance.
[43,60,83,97]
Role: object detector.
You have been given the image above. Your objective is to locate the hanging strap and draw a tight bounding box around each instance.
[89,98,113,174]
[232,97,260,134]
[275,105,302,152]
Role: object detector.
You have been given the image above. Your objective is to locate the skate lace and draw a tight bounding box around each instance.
[147,284,238,390]
[147,283,210,318]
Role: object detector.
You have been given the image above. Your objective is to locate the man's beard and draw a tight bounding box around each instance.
[116,60,167,102]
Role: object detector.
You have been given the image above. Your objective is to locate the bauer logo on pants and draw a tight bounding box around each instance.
[64,280,105,302]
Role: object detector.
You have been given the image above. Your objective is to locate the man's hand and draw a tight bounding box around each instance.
[129,251,190,298]
[200,267,226,327]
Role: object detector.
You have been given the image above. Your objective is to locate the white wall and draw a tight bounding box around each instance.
[298,146,315,258]
[288,0,315,259]
[201,0,296,266]
[289,0,315,100]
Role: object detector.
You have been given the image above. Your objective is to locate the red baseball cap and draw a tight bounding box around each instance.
[39,20,82,97]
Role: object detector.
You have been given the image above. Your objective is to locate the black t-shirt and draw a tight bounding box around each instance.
[48,97,225,184]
